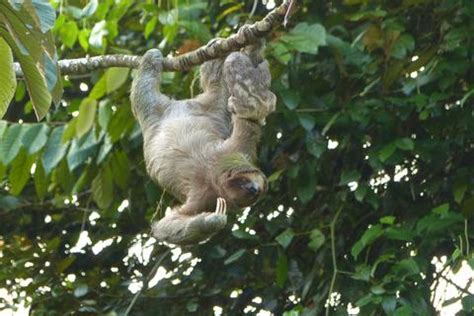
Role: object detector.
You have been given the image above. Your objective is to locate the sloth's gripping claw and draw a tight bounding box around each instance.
[203,197,227,231]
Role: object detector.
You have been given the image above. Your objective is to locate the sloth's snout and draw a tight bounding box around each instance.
[243,182,260,196]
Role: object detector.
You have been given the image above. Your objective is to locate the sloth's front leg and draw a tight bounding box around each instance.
[152,198,227,245]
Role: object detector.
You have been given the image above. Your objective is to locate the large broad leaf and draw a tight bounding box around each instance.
[0,1,61,119]
[42,126,69,174]
[0,124,25,165]
[34,158,48,200]
[91,165,113,209]
[0,30,52,120]
[23,0,56,33]
[75,98,97,138]
[279,23,327,54]
[276,253,288,287]
[224,249,246,265]
[351,224,384,259]
[109,151,130,190]
[9,149,36,195]
[67,130,100,171]
[105,68,130,93]
[276,228,295,249]
[22,124,50,154]
[0,37,16,118]
[308,229,325,252]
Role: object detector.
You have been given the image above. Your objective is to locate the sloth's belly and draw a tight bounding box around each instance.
[143,116,221,201]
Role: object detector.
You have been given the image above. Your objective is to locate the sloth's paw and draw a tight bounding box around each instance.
[201,198,227,231]
[141,49,163,73]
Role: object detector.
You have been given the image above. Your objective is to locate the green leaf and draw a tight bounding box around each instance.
[396,138,414,151]
[305,136,325,158]
[382,296,397,314]
[91,165,113,209]
[0,120,7,137]
[0,124,25,165]
[0,37,16,118]
[186,301,199,313]
[29,0,56,32]
[296,162,317,203]
[76,98,97,138]
[42,126,69,174]
[0,161,5,180]
[9,149,36,195]
[276,253,288,287]
[267,169,284,183]
[62,118,77,143]
[34,158,48,200]
[105,67,130,93]
[379,142,397,162]
[385,227,414,241]
[89,20,108,49]
[355,294,374,307]
[462,295,474,312]
[96,135,112,164]
[280,89,300,110]
[339,170,361,185]
[59,21,79,48]
[98,101,112,130]
[22,124,50,154]
[351,224,384,259]
[56,256,76,273]
[453,182,467,204]
[82,0,98,17]
[393,258,420,276]
[108,104,134,143]
[390,34,415,59]
[308,229,325,251]
[432,203,449,216]
[74,284,89,298]
[78,29,91,51]
[224,249,246,265]
[0,31,52,120]
[461,197,474,219]
[109,151,130,190]
[280,23,327,54]
[145,16,158,39]
[67,131,99,171]
[298,114,315,131]
[54,159,74,192]
[276,228,295,249]
[354,185,368,202]
[379,216,396,225]
[370,284,385,295]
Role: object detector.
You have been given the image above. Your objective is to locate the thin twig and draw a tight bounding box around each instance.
[124,248,171,316]
[325,204,344,316]
[439,274,473,296]
[14,1,294,77]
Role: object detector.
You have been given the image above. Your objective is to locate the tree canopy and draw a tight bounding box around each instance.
[0,0,473,315]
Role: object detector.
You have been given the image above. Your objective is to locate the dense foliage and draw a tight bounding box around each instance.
[1,0,473,315]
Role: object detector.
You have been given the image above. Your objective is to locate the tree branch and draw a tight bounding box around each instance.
[14,1,292,77]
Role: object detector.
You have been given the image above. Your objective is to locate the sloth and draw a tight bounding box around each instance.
[130,42,276,245]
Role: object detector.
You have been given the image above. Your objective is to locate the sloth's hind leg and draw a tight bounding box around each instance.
[152,198,227,245]
[223,51,276,124]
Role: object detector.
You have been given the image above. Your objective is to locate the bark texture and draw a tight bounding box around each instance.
[14,1,292,77]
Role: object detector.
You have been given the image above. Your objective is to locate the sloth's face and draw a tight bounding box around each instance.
[224,170,267,207]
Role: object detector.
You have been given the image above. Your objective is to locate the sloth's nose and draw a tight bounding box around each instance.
[244,183,259,196]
